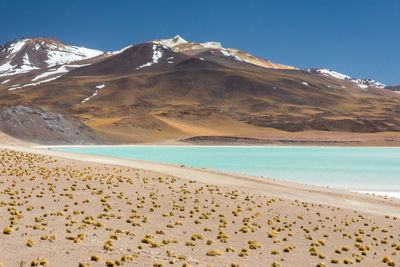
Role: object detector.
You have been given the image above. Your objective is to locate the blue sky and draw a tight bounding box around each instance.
[0,0,399,85]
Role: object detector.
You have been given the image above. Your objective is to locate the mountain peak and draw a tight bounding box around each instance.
[153,35,223,50]
[0,37,104,78]
[172,35,186,43]
[154,35,187,48]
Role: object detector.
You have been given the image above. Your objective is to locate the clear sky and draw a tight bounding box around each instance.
[0,0,399,85]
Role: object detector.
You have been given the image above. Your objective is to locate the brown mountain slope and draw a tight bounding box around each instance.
[386,85,400,92]
[1,39,400,144]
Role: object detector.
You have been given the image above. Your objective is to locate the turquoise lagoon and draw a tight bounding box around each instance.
[52,146,400,193]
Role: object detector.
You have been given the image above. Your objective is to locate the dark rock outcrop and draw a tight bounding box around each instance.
[0,105,106,144]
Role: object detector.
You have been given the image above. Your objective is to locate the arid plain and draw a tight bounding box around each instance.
[1,144,400,267]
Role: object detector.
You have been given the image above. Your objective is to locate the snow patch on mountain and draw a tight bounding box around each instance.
[32,66,69,81]
[45,44,103,67]
[8,75,63,91]
[19,53,40,72]
[166,56,174,64]
[22,53,30,65]
[220,49,244,62]
[32,64,89,82]
[310,68,350,80]
[0,62,14,73]
[0,57,39,77]
[136,44,163,69]
[7,39,27,55]
[220,49,231,57]
[37,75,62,84]
[352,78,386,89]
[307,68,386,89]
[201,42,222,49]
[152,45,162,63]
[79,84,104,105]
[1,79,10,84]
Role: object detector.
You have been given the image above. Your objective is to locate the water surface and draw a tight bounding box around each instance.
[53,146,400,192]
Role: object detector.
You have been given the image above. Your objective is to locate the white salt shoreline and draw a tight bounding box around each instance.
[352,190,400,199]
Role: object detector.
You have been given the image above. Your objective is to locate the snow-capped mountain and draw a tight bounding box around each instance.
[306,68,386,89]
[154,35,296,70]
[0,37,104,78]
[154,35,223,50]
[154,35,190,48]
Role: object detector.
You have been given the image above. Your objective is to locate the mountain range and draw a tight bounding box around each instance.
[0,35,399,145]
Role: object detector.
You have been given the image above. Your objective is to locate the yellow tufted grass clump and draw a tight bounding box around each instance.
[206,249,223,256]
[3,227,12,235]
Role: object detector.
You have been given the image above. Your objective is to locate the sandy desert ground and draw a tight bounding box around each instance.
[1,145,400,267]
